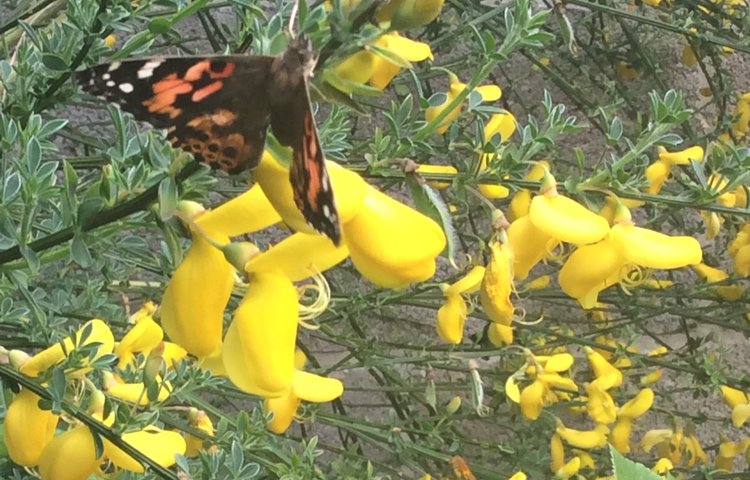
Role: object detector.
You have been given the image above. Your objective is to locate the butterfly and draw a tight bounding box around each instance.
[77,36,341,245]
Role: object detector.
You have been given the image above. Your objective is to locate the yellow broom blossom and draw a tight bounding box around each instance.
[3,388,60,466]
[480,241,514,325]
[425,72,501,134]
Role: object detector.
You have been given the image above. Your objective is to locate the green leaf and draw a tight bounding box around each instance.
[610,445,662,480]
[148,18,172,35]
[158,177,178,221]
[41,53,69,72]
[404,173,457,266]
[70,233,92,267]
[321,69,384,97]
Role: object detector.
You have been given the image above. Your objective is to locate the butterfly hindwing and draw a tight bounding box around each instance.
[77,56,274,172]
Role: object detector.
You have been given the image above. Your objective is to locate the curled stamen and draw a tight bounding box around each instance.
[297,271,331,329]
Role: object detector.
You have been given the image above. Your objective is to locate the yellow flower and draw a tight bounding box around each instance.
[245,232,349,281]
[550,433,565,472]
[480,241,514,325]
[20,319,115,378]
[487,322,513,346]
[105,426,187,472]
[3,388,60,466]
[585,382,617,424]
[223,272,299,397]
[611,388,655,453]
[657,145,704,165]
[609,223,702,269]
[342,183,446,288]
[255,152,445,288]
[585,346,623,390]
[102,371,171,405]
[558,237,626,309]
[692,263,744,301]
[376,0,445,30]
[508,472,527,480]
[39,424,103,480]
[436,292,467,344]
[265,369,344,434]
[645,159,671,194]
[652,458,674,474]
[554,457,582,480]
[115,302,163,369]
[507,215,556,281]
[160,220,233,358]
[104,34,116,48]
[184,408,214,457]
[194,183,281,236]
[478,112,517,199]
[425,73,501,134]
[333,33,432,91]
[520,379,545,420]
[555,421,609,449]
[508,162,549,221]
[528,171,610,245]
[731,92,750,138]
[415,164,457,189]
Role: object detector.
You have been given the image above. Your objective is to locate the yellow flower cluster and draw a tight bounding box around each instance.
[160,151,446,432]
[2,310,208,478]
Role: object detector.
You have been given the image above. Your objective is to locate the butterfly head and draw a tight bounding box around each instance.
[281,35,316,80]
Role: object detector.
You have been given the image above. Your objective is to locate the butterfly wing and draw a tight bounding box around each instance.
[268,44,341,245]
[77,56,275,172]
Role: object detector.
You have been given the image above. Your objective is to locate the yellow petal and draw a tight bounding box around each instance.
[732,403,750,427]
[445,265,486,295]
[505,376,521,403]
[184,409,214,457]
[378,33,433,61]
[4,389,60,466]
[292,370,344,402]
[264,391,300,434]
[539,353,574,372]
[734,244,750,276]
[343,185,446,288]
[507,215,555,280]
[585,346,623,390]
[105,427,187,472]
[509,472,527,480]
[657,145,704,165]
[645,159,671,194]
[254,151,367,234]
[550,433,565,472]
[529,193,610,244]
[416,164,457,189]
[484,112,516,143]
[520,379,545,420]
[641,429,673,452]
[245,232,349,281]
[162,342,188,369]
[39,425,102,480]
[475,84,502,102]
[103,372,171,405]
[377,0,445,30]
[160,231,233,358]
[334,50,377,85]
[610,418,633,453]
[436,293,467,344]
[555,423,609,449]
[610,224,702,269]
[480,241,514,325]
[555,457,581,480]
[223,272,298,397]
[652,458,674,474]
[20,319,115,378]
[195,184,281,237]
[509,189,532,222]
[487,322,513,346]
[617,388,654,419]
[115,314,163,369]
[558,239,625,309]
[585,382,617,424]
[721,385,749,408]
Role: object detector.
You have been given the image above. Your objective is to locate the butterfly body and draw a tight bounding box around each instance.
[77,37,341,244]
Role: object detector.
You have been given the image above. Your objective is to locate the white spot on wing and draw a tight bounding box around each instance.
[106,80,115,87]
[102,73,111,80]
[107,61,121,72]
[323,205,331,219]
[137,59,163,79]
[119,83,134,93]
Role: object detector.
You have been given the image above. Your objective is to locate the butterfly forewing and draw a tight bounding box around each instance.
[77,56,274,173]
[77,44,342,244]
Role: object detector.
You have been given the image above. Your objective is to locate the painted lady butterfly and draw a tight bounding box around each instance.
[77,36,341,245]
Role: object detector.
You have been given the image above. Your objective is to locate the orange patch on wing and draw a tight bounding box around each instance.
[210,109,237,126]
[210,62,235,79]
[192,81,224,102]
[184,61,211,81]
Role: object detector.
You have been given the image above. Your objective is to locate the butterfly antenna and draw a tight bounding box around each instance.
[288,0,300,38]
